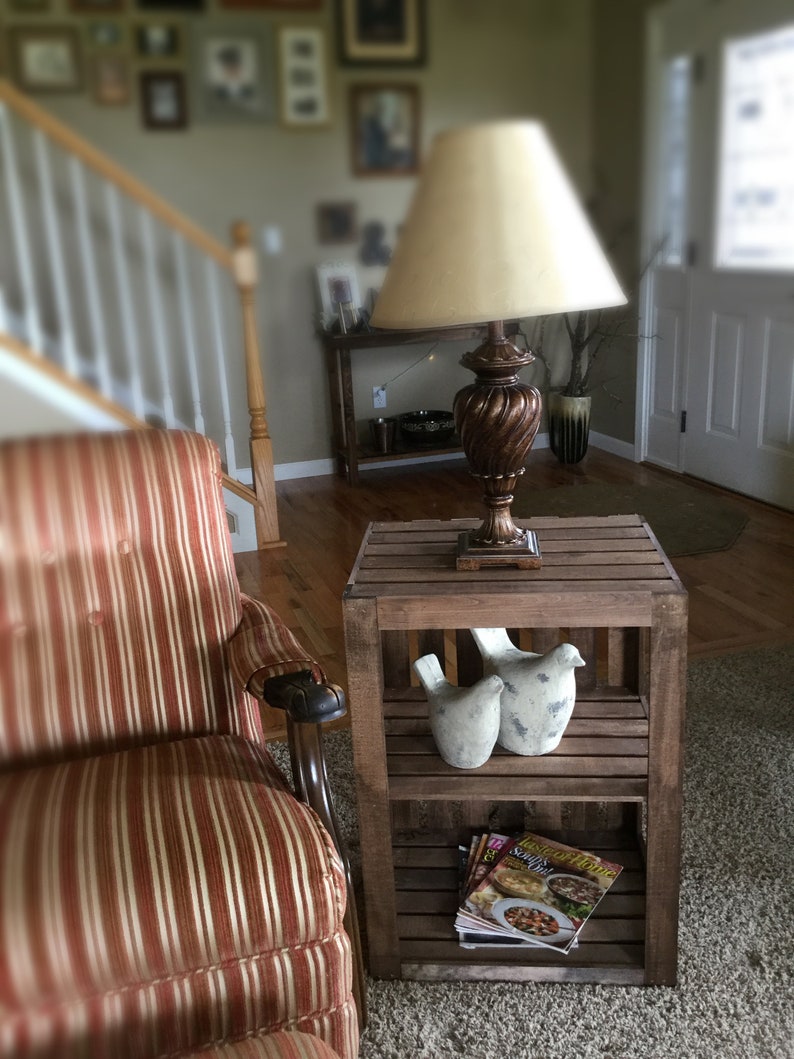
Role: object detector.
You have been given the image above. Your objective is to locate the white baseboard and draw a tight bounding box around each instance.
[588,431,636,461]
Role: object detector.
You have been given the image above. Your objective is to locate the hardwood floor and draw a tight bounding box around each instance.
[235,448,794,695]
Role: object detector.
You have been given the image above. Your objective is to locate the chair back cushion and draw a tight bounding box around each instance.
[0,430,261,769]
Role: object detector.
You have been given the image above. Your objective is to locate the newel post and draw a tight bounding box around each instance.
[231,220,283,549]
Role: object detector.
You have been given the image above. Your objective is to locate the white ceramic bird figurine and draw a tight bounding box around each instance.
[413,653,504,769]
[470,629,586,756]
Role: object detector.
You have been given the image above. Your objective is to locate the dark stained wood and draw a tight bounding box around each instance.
[340,516,686,984]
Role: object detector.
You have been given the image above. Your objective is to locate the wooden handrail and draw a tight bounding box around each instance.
[0,331,258,507]
[0,79,233,270]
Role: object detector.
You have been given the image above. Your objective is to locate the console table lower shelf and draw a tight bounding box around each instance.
[392,830,646,983]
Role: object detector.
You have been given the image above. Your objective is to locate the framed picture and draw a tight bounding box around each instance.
[9,0,51,11]
[278,26,329,128]
[134,21,182,61]
[70,0,125,11]
[92,53,131,104]
[337,0,425,66]
[317,202,358,245]
[220,1,321,7]
[350,83,419,177]
[316,261,362,331]
[136,0,204,10]
[140,70,187,130]
[86,21,126,48]
[192,23,276,123]
[9,27,83,94]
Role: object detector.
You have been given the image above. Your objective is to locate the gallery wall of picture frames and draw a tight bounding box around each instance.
[2,0,425,279]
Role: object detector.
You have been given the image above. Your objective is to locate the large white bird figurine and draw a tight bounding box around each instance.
[413,653,504,769]
[471,629,586,755]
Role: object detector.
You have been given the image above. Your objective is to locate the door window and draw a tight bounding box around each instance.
[715,21,794,271]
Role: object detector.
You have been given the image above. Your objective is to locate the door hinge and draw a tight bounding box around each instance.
[686,241,698,268]
[680,410,687,433]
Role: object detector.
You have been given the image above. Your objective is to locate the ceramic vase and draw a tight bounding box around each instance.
[470,629,586,755]
[547,391,591,465]
[413,653,503,769]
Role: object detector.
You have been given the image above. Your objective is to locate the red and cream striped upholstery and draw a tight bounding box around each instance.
[0,431,359,1059]
[188,1030,343,1058]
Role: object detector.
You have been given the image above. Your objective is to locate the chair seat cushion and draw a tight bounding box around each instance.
[0,735,357,1059]
[187,1029,343,1058]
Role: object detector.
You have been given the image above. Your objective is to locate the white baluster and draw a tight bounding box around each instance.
[34,131,80,376]
[0,104,43,352]
[140,209,176,428]
[69,157,113,398]
[105,183,146,419]
[173,233,205,435]
[205,260,236,475]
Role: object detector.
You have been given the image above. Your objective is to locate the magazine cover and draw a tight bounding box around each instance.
[457,833,536,949]
[455,831,623,953]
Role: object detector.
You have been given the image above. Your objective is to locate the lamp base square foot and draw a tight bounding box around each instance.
[456,529,542,571]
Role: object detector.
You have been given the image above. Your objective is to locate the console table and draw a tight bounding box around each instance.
[342,516,687,984]
[320,324,496,485]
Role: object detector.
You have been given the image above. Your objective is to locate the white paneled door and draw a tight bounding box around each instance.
[639,0,794,510]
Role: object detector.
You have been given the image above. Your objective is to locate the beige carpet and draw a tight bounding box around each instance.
[512,480,749,556]
[275,645,794,1058]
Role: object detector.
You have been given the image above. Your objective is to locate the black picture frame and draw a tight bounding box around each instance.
[140,70,188,130]
[336,0,426,66]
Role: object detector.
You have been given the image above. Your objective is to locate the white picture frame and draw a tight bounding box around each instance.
[278,26,330,128]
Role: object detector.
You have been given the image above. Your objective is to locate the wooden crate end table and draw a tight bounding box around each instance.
[342,516,687,986]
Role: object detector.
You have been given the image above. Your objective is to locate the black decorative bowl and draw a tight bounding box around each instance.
[398,409,456,447]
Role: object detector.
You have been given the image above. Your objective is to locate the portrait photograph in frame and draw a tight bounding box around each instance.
[9,26,83,94]
[140,70,188,130]
[278,26,330,128]
[86,20,126,49]
[350,83,419,176]
[92,53,131,104]
[192,23,276,123]
[134,20,183,61]
[315,260,362,331]
[316,202,358,245]
[337,0,425,66]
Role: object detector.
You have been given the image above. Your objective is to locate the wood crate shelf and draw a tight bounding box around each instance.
[342,517,687,985]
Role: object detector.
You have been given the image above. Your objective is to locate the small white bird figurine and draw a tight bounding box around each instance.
[470,629,586,756]
[413,653,504,769]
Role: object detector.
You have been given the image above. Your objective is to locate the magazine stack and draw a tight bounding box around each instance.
[456,831,623,953]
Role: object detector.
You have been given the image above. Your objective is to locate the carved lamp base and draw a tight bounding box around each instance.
[453,320,543,571]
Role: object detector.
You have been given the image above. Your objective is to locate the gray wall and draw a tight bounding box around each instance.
[1,0,651,463]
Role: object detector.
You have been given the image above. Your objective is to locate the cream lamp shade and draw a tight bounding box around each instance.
[371,120,626,330]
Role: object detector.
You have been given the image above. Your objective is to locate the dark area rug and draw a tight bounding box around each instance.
[273,644,794,1058]
[512,480,749,556]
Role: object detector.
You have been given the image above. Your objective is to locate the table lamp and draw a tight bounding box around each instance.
[370,120,626,569]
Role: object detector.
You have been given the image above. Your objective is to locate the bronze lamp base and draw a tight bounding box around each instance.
[453,320,542,570]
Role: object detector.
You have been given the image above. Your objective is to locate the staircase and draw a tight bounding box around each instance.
[0,79,281,553]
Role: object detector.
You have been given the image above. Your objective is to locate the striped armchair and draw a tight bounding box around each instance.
[0,430,360,1059]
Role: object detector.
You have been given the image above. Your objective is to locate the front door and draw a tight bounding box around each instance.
[639,0,794,510]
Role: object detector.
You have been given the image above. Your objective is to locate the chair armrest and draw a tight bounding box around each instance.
[229,593,327,700]
[263,670,347,724]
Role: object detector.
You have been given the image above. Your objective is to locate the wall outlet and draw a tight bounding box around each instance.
[373,386,387,409]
